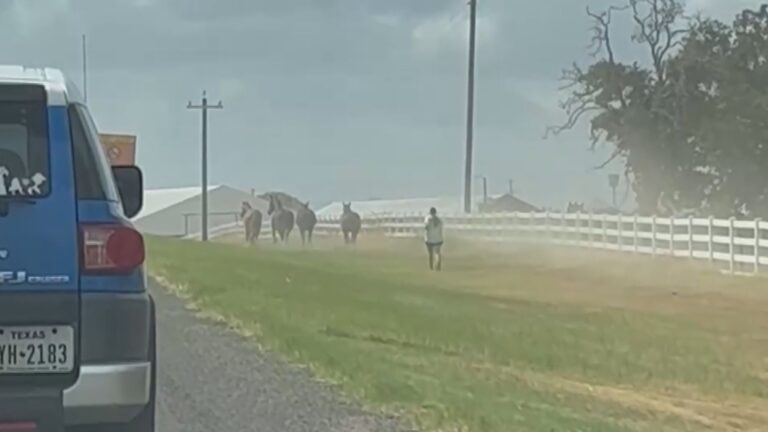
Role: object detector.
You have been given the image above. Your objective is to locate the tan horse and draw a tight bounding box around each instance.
[240,201,263,245]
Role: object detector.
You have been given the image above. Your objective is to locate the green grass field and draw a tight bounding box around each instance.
[147,234,768,432]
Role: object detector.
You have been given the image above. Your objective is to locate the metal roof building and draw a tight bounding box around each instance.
[133,185,268,237]
[316,196,492,219]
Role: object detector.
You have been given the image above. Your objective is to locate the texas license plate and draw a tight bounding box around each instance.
[0,326,73,374]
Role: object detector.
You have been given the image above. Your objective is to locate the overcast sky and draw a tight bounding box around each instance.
[0,0,755,208]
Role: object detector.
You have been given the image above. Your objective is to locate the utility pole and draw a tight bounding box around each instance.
[508,179,514,196]
[82,34,87,102]
[187,91,223,241]
[463,0,478,213]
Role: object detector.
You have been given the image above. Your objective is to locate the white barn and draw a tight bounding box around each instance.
[133,185,268,237]
[316,196,490,219]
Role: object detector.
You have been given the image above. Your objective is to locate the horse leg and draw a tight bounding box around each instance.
[272,226,278,244]
[300,229,306,246]
[308,229,313,244]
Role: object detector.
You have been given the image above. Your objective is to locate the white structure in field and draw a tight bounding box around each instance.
[316,196,489,219]
[315,193,542,219]
[133,185,268,237]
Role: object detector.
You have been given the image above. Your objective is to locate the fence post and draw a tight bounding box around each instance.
[575,212,581,245]
[651,215,657,256]
[588,212,594,247]
[602,214,608,248]
[708,216,714,263]
[633,214,639,254]
[561,211,566,243]
[544,211,550,241]
[755,218,761,274]
[688,216,694,259]
[617,214,623,251]
[669,216,675,257]
[729,217,735,274]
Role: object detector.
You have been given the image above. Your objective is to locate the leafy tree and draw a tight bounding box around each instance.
[549,1,768,217]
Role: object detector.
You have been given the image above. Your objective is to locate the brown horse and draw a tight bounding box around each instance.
[240,201,263,245]
[296,201,317,245]
[268,194,294,244]
[340,202,361,244]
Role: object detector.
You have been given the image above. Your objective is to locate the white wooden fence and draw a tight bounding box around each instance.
[187,212,768,275]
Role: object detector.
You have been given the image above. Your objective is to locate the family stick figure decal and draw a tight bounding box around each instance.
[0,166,47,197]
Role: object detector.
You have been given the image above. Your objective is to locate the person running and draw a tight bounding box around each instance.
[424,207,444,271]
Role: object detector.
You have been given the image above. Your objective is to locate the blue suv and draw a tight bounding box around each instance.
[0,66,155,432]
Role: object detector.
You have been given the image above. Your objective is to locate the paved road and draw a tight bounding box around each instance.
[151,281,407,432]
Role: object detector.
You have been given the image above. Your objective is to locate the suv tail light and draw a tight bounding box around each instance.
[81,224,145,274]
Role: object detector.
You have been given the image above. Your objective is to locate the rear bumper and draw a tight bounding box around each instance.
[63,362,151,425]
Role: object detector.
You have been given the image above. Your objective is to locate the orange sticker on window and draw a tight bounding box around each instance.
[99,134,136,166]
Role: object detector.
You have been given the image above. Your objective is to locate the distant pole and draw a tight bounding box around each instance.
[187,91,223,241]
[608,174,620,208]
[508,179,514,196]
[475,175,488,204]
[463,0,477,214]
[82,34,87,102]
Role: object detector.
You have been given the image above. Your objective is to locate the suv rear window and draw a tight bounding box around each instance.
[0,91,50,198]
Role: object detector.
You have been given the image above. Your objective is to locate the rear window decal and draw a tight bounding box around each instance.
[0,167,46,196]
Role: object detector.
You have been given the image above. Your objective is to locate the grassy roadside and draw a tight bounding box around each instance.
[147,235,768,432]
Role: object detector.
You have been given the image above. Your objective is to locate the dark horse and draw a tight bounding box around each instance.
[268,194,294,244]
[296,201,317,245]
[240,201,263,245]
[340,202,361,244]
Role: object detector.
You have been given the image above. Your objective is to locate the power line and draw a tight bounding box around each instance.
[187,91,223,242]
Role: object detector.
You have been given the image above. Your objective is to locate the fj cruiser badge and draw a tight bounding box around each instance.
[0,271,70,285]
